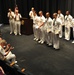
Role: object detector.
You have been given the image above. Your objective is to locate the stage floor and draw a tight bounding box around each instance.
[1,25,74,75]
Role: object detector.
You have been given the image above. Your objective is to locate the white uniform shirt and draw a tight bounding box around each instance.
[33,15,39,25]
[38,15,46,26]
[7,11,14,19]
[53,18,62,34]
[65,15,73,27]
[57,13,64,24]
[0,46,6,56]
[46,17,52,29]
[14,13,22,21]
[29,11,34,19]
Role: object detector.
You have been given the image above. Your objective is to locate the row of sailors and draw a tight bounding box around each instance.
[7,8,22,35]
[30,10,74,49]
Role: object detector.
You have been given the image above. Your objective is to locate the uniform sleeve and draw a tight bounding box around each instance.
[7,12,10,17]
[29,11,31,16]
[12,12,15,17]
[69,15,73,22]
[43,16,46,22]
[19,14,22,18]
[0,46,6,56]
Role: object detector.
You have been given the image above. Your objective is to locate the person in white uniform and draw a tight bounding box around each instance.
[32,11,40,41]
[57,10,64,38]
[38,11,46,44]
[44,12,53,46]
[14,9,22,35]
[0,39,17,63]
[71,19,74,43]
[7,9,15,34]
[29,7,35,19]
[64,11,73,40]
[52,13,62,49]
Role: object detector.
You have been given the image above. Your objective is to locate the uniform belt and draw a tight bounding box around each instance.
[9,18,13,20]
[15,20,20,21]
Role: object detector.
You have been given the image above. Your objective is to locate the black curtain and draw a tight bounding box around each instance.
[0,0,74,24]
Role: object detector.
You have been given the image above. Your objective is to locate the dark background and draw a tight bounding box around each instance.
[0,0,74,24]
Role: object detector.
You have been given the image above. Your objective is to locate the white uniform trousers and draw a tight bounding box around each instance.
[6,51,16,62]
[14,21,21,35]
[65,26,70,40]
[53,33,59,49]
[39,26,45,42]
[9,19,14,33]
[59,25,63,38]
[47,32,52,45]
[33,24,39,39]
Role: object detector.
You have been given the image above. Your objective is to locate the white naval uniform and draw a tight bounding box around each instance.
[7,11,15,34]
[29,11,34,19]
[71,19,74,43]
[14,13,22,35]
[38,15,46,44]
[65,15,73,40]
[44,17,53,46]
[0,45,16,63]
[52,18,62,49]
[33,15,40,40]
[57,13,64,38]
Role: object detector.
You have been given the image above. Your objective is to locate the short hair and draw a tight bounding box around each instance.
[31,7,34,10]
[39,11,43,14]
[0,39,7,44]
[46,12,50,15]
[53,13,57,16]
[66,11,70,14]
[58,10,61,12]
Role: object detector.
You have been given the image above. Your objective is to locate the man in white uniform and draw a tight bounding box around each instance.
[71,19,74,43]
[44,12,53,46]
[57,10,64,38]
[65,11,73,40]
[38,11,46,44]
[29,7,35,19]
[0,39,17,63]
[52,13,62,49]
[14,9,22,35]
[32,11,40,41]
[7,9,15,34]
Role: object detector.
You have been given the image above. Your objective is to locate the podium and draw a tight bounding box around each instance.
[21,18,33,35]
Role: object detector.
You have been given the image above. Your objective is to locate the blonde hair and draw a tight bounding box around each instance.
[0,39,7,44]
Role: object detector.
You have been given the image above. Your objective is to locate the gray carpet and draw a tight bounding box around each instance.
[1,25,74,75]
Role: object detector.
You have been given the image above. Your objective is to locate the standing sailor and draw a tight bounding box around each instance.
[44,12,53,46]
[14,9,22,35]
[7,9,15,34]
[38,11,46,44]
[57,10,64,38]
[64,11,73,40]
[52,13,62,49]
[32,11,39,41]
[29,7,35,19]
